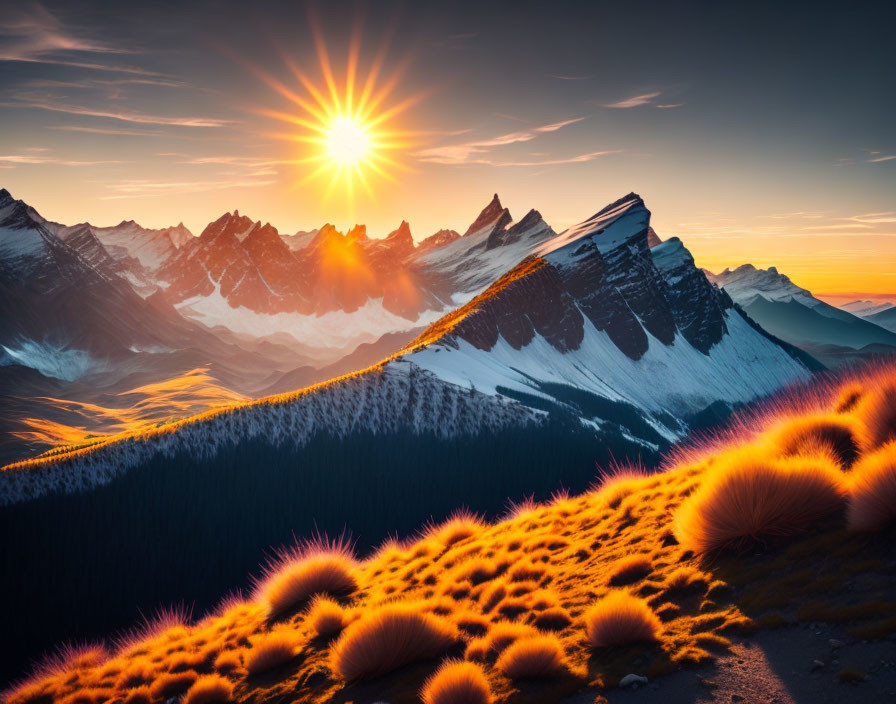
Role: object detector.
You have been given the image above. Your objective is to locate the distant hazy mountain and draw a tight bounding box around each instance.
[839,299,895,317]
[866,307,896,334]
[706,264,896,360]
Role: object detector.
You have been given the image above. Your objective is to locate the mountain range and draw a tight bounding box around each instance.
[706,264,896,365]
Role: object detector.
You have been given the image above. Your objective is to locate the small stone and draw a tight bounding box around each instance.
[829,639,844,648]
[812,660,825,671]
[619,674,648,688]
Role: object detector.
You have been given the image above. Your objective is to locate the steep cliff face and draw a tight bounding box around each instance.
[651,236,730,354]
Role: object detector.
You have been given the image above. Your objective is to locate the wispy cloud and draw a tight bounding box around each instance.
[604,91,661,109]
[0,3,158,76]
[0,153,122,167]
[100,178,276,199]
[656,103,684,109]
[415,117,585,165]
[3,96,231,128]
[842,211,896,225]
[47,125,166,137]
[550,74,592,81]
[868,154,896,163]
[480,150,621,168]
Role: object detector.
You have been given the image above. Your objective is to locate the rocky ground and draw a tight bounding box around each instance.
[564,625,896,704]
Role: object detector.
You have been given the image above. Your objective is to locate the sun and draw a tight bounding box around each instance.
[325,115,371,167]
[251,20,423,207]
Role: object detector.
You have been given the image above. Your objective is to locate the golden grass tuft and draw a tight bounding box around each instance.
[425,509,486,547]
[183,674,233,704]
[833,382,865,413]
[121,686,152,704]
[148,670,198,700]
[847,441,896,531]
[212,650,242,674]
[244,630,297,675]
[306,595,347,638]
[420,659,493,704]
[608,554,653,585]
[855,381,896,450]
[674,449,847,554]
[495,635,569,679]
[253,536,358,619]
[584,592,662,648]
[766,413,862,467]
[330,603,458,682]
[532,606,573,631]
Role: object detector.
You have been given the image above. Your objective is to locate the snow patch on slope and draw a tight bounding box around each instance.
[409,310,810,425]
[0,340,102,381]
[176,289,447,349]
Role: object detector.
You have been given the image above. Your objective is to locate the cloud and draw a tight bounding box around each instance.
[480,150,622,168]
[0,153,122,166]
[656,103,684,109]
[550,74,592,81]
[0,3,158,75]
[100,178,276,199]
[46,125,166,137]
[3,96,231,127]
[415,117,585,165]
[605,92,661,109]
[842,211,896,225]
[868,155,896,163]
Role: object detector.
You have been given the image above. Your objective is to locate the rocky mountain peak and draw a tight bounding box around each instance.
[416,228,460,255]
[464,193,509,237]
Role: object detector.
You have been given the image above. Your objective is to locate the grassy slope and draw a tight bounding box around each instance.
[5,365,896,704]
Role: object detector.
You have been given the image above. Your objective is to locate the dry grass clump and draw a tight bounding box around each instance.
[244,630,298,675]
[495,635,569,679]
[847,441,896,531]
[121,686,152,704]
[420,659,493,704]
[608,555,653,585]
[183,674,233,704]
[253,536,358,619]
[213,650,242,674]
[674,449,847,554]
[330,604,458,682]
[766,413,862,467]
[148,670,198,700]
[306,595,347,638]
[426,509,486,547]
[833,382,865,413]
[855,381,896,450]
[584,592,662,648]
[592,465,650,508]
[533,606,573,631]
[664,566,706,592]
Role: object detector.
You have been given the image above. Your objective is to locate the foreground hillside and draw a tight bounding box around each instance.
[7,363,896,703]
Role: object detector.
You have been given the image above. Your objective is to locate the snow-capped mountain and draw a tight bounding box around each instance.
[151,194,561,350]
[1,193,816,504]
[0,189,198,371]
[706,264,896,358]
[705,264,819,308]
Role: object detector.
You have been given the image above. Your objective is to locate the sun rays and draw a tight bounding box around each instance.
[251,17,423,210]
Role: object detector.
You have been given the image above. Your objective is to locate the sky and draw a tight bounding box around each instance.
[0,0,894,296]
